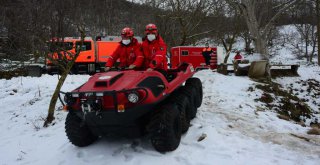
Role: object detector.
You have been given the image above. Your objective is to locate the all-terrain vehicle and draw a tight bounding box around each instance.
[62,63,203,152]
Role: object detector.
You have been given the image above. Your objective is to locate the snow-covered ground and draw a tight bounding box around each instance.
[0,70,319,165]
[1,24,319,164]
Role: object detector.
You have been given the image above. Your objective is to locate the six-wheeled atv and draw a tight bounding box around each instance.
[63,63,203,152]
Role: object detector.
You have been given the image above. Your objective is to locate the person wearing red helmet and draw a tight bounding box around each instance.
[105,27,144,71]
[142,23,168,71]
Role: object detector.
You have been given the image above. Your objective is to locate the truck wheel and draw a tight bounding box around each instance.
[170,93,190,133]
[186,78,203,108]
[180,86,197,119]
[150,103,182,152]
[65,112,97,147]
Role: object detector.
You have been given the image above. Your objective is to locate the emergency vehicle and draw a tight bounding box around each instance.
[170,46,225,70]
[47,36,142,74]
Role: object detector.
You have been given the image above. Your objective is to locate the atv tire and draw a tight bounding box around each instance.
[65,112,98,147]
[180,86,198,119]
[150,102,182,152]
[186,78,203,108]
[170,93,190,133]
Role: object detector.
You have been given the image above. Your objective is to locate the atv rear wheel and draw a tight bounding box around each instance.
[150,103,182,152]
[186,78,203,108]
[170,93,191,133]
[180,86,198,119]
[65,112,98,147]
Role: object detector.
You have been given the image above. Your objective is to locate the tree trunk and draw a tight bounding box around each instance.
[317,0,320,65]
[43,25,85,127]
[311,26,316,63]
[244,34,252,53]
[306,34,309,62]
[241,1,269,59]
[254,36,268,59]
[43,69,69,127]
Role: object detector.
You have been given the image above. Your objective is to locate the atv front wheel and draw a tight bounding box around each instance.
[150,103,182,152]
[65,112,98,147]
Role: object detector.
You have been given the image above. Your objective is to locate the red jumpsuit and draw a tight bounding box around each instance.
[106,38,144,68]
[142,35,167,70]
[234,53,243,60]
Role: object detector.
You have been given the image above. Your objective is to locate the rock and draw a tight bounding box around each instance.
[277,114,290,121]
[197,133,207,142]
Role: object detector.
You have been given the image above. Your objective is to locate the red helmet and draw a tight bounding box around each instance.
[121,27,134,38]
[145,23,158,34]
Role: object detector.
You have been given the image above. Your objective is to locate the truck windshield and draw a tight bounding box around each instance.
[75,41,92,51]
[49,42,73,52]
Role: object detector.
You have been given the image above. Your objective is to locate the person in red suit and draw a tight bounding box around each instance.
[234,51,243,61]
[105,27,144,71]
[141,23,168,71]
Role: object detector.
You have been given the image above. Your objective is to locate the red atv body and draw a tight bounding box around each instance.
[64,63,203,152]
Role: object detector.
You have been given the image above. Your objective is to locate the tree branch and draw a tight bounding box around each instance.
[262,0,299,36]
[186,29,215,39]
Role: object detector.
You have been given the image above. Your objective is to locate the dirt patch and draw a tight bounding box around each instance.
[271,69,299,78]
[254,82,313,123]
[293,79,320,105]
[307,128,320,135]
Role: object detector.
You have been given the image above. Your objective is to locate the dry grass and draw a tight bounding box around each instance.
[307,128,320,135]
[255,82,312,122]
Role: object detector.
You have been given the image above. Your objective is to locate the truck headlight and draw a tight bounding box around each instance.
[127,93,139,103]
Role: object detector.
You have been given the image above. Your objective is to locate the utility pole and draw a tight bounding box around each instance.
[316,0,320,65]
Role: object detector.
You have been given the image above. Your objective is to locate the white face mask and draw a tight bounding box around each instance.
[147,34,156,41]
[122,39,131,45]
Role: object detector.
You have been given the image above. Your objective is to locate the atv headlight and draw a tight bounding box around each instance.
[127,92,139,103]
[72,93,79,97]
[96,92,104,97]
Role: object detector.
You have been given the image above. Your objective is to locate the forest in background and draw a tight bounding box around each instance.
[0,0,318,63]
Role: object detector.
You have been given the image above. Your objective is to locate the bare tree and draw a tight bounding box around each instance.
[289,0,317,63]
[240,31,253,54]
[216,6,247,74]
[216,4,245,63]
[44,26,85,127]
[294,24,317,63]
[226,0,299,60]
[145,0,218,47]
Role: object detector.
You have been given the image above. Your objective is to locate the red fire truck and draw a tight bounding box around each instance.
[47,36,142,74]
[170,46,225,70]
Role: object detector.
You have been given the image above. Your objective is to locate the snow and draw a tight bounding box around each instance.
[0,71,319,165]
[1,24,320,164]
